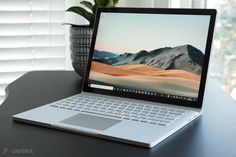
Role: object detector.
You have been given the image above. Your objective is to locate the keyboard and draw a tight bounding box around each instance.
[50,94,186,126]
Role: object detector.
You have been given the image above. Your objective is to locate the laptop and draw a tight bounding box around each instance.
[13,8,216,148]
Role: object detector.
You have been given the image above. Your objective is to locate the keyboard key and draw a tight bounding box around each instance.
[144,108,151,111]
[136,107,143,110]
[99,107,106,110]
[160,107,167,111]
[160,111,168,114]
[123,102,130,105]
[158,123,167,126]
[166,114,180,120]
[131,114,138,118]
[127,106,133,109]
[149,122,157,125]
[149,112,157,115]
[158,113,166,117]
[140,120,148,123]
[141,111,149,114]
[126,108,132,111]
[114,112,122,115]
[133,109,140,113]
[122,114,129,117]
[139,116,146,120]
[118,107,125,110]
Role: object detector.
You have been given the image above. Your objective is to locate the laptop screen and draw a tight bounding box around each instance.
[86,9,214,105]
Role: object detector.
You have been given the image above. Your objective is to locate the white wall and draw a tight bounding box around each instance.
[118,0,206,8]
[118,0,170,8]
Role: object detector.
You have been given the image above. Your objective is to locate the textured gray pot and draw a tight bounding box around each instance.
[70,26,93,77]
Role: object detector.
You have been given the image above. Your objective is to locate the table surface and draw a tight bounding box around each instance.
[0,71,236,157]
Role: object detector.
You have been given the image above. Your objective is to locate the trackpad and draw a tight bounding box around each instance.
[59,113,121,131]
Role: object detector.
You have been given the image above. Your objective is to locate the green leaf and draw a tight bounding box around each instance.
[106,0,114,7]
[66,6,95,27]
[113,0,119,6]
[96,0,108,6]
[92,3,98,14]
[80,1,93,11]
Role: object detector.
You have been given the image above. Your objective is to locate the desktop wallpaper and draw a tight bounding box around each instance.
[89,13,210,98]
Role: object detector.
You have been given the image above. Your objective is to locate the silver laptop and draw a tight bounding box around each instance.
[13,8,216,148]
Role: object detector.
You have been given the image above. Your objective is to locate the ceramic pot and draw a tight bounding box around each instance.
[70,25,93,77]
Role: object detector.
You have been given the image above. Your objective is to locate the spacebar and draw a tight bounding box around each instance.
[81,110,122,119]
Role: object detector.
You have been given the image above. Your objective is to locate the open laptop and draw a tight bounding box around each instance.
[13,8,216,148]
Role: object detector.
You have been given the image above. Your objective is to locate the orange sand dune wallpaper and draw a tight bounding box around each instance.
[89,44,203,98]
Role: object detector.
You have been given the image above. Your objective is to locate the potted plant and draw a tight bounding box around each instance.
[66,0,119,77]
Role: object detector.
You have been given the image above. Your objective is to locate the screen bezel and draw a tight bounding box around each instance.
[83,8,216,109]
